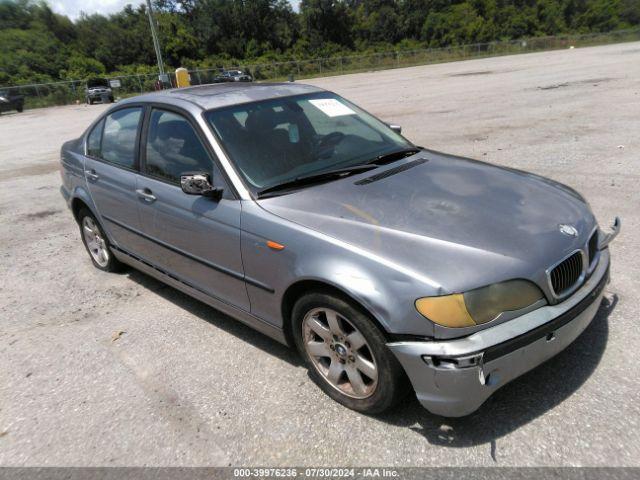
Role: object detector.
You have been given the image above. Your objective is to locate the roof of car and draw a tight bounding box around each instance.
[121,82,326,110]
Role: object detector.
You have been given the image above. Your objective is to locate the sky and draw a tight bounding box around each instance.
[50,0,301,20]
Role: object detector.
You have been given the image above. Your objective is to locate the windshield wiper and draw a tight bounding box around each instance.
[366,147,421,166]
[257,164,377,198]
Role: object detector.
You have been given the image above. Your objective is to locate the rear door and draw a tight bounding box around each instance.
[84,106,147,254]
[135,106,250,310]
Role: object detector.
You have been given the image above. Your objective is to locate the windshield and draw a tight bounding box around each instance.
[87,79,109,88]
[205,92,412,192]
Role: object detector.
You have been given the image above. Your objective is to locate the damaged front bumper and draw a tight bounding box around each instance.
[388,247,611,417]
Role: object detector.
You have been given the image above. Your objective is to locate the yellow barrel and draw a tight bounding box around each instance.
[175,68,191,88]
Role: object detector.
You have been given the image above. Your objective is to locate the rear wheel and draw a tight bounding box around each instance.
[292,292,408,414]
[78,208,123,272]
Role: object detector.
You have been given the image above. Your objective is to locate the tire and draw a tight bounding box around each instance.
[77,208,123,272]
[292,292,409,414]
[16,104,23,113]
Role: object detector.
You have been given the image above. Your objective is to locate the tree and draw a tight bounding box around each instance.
[0,0,638,87]
[578,0,622,32]
[351,0,402,45]
[0,27,67,84]
[299,0,354,50]
[59,55,106,80]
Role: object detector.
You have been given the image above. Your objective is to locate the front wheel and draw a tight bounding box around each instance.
[292,292,409,414]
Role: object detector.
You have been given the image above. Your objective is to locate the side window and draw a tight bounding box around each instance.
[101,107,142,169]
[86,119,104,158]
[145,109,213,184]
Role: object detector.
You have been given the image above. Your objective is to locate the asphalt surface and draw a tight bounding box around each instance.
[0,42,639,467]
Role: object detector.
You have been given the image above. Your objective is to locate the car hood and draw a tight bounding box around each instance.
[257,150,596,296]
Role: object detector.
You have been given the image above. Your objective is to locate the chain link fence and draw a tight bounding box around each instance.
[2,28,639,110]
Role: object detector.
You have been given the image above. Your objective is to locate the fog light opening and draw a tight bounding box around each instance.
[484,371,501,387]
[423,353,483,370]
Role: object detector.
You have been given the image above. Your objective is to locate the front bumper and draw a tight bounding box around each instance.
[388,248,611,417]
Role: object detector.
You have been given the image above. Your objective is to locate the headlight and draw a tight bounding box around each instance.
[415,280,544,328]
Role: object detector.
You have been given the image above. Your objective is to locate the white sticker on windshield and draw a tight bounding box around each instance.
[309,98,356,117]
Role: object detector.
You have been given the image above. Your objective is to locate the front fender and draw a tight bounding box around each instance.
[240,201,436,337]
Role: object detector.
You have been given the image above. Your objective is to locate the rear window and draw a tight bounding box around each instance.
[87,79,109,88]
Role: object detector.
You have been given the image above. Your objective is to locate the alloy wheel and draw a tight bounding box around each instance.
[82,216,109,267]
[302,307,378,399]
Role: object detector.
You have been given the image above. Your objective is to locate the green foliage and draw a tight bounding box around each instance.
[577,0,622,32]
[59,55,106,80]
[299,0,353,50]
[0,0,638,88]
[0,27,65,84]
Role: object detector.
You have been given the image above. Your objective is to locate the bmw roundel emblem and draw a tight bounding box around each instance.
[559,224,579,237]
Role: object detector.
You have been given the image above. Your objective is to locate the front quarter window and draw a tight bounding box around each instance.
[206,93,410,192]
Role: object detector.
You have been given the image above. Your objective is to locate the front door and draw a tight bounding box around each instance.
[135,107,249,311]
[84,106,147,254]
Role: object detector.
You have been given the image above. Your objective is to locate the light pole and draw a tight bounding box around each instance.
[145,0,165,80]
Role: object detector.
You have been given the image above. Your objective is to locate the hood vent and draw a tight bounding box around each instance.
[355,158,428,185]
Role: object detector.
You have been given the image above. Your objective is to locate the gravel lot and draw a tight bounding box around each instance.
[1,42,639,467]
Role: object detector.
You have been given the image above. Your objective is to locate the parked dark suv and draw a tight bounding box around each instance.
[85,78,114,105]
[0,90,24,113]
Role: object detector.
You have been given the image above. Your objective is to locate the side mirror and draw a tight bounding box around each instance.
[388,124,402,134]
[180,172,223,200]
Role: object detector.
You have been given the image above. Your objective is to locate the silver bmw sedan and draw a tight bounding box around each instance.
[60,83,620,416]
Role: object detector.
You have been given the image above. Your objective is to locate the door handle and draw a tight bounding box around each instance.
[85,169,99,181]
[136,188,156,203]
